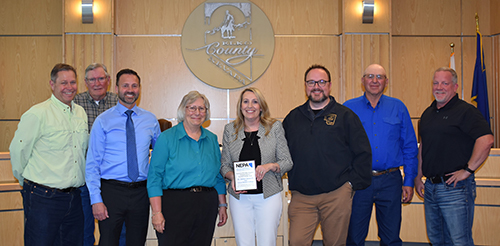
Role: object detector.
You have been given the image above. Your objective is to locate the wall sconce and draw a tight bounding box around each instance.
[362,0,374,24]
[82,0,94,24]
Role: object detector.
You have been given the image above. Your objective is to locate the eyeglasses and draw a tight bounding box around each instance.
[305,80,330,87]
[85,76,108,83]
[363,74,386,80]
[186,106,207,113]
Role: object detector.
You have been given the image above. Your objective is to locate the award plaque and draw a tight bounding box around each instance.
[233,160,257,191]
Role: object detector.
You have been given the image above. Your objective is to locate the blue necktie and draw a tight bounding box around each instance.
[125,110,139,181]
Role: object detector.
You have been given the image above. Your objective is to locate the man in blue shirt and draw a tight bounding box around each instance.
[344,64,418,246]
[86,68,161,245]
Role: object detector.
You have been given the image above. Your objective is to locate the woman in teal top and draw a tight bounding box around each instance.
[147,91,227,246]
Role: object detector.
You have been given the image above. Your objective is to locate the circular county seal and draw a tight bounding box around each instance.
[181,1,275,89]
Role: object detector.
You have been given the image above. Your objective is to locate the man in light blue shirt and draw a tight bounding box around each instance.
[344,64,418,246]
[86,68,161,245]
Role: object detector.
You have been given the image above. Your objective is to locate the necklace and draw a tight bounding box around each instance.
[245,131,258,146]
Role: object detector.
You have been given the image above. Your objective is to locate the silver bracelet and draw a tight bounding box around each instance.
[218,203,228,208]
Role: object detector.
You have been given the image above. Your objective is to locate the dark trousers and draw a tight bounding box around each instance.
[347,170,403,246]
[157,189,219,246]
[98,180,149,246]
[22,180,83,246]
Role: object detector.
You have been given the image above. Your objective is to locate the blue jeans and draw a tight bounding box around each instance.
[347,170,403,246]
[80,185,95,246]
[424,174,476,246]
[22,180,83,246]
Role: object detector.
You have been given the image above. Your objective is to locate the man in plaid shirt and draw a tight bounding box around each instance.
[74,63,119,246]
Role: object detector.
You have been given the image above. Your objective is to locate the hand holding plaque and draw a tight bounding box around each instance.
[233,160,257,191]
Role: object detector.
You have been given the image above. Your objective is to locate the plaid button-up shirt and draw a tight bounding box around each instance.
[74,91,119,132]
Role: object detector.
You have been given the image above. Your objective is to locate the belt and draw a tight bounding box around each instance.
[24,179,80,193]
[175,186,215,193]
[101,179,147,188]
[372,167,400,176]
[427,175,451,184]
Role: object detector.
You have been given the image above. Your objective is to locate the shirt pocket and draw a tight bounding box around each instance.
[42,127,70,150]
[382,117,402,140]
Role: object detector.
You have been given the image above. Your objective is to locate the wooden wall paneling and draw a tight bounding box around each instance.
[343,0,390,33]
[343,35,363,102]
[251,0,341,35]
[411,118,419,142]
[0,211,24,246]
[493,36,500,147]
[228,36,341,120]
[400,204,428,243]
[492,1,500,35]
[64,0,113,33]
[0,0,62,35]
[116,0,342,35]
[461,36,475,104]
[475,186,500,206]
[0,37,63,119]
[0,156,16,183]
[476,154,500,179]
[461,0,491,36]
[0,122,20,152]
[392,0,461,36]
[64,34,114,94]
[343,34,390,103]
[473,206,500,245]
[0,192,22,211]
[391,37,462,118]
[115,0,205,35]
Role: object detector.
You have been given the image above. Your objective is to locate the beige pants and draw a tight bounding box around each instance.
[288,182,354,246]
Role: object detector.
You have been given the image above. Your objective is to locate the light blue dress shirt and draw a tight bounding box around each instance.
[147,122,226,198]
[344,94,418,187]
[86,102,161,205]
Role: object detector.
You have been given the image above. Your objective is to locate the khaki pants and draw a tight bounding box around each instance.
[288,182,354,246]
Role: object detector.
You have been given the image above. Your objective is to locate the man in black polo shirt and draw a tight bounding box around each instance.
[415,67,493,245]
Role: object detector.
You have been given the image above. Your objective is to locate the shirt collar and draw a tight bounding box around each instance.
[176,121,207,141]
[432,93,459,111]
[115,102,139,116]
[362,93,385,109]
[50,94,73,112]
[85,91,109,103]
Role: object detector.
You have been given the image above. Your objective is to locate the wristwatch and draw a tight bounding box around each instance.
[465,166,475,174]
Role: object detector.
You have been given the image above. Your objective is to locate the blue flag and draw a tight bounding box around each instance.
[471,30,490,125]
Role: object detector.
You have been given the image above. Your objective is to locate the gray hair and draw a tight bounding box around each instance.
[434,67,458,84]
[177,91,211,122]
[85,63,109,79]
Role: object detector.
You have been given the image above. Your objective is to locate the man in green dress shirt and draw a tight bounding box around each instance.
[10,63,89,246]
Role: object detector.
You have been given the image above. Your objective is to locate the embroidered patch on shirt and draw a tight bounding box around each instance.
[324,114,337,126]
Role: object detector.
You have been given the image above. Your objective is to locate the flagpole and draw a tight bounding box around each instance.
[449,42,455,70]
[475,13,479,32]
